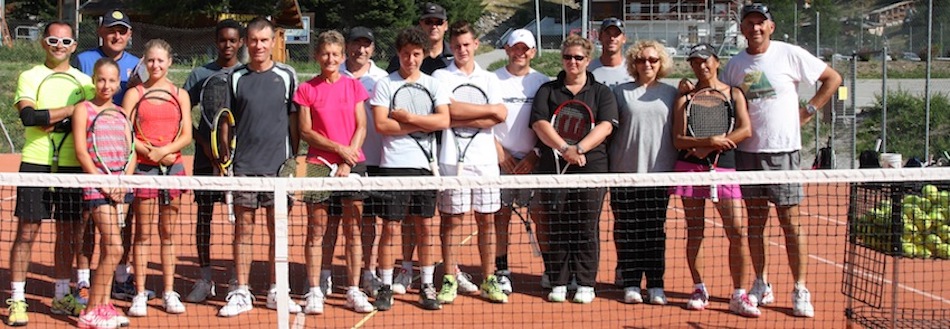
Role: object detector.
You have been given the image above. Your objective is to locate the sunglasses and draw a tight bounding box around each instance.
[422,18,444,26]
[44,36,75,47]
[634,57,661,64]
[561,54,586,61]
[741,4,770,17]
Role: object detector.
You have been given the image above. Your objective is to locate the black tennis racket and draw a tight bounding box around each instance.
[199,72,230,130]
[509,195,541,257]
[391,82,439,176]
[211,108,236,223]
[550,100,594,174]
[89,108,135,227]
[451,83,488,175]
[132,89,183,206]
[36,72,87,176]
[685,87,735,203]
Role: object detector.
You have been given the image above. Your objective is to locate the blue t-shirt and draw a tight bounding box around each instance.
[73,48,141,104]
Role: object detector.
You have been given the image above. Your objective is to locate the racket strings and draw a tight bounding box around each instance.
[452,85,488,137]
[392,85,434,140]
[135,91,183,147]
[200,77,229,124]
[553,105,592,145]
[687,94,732,138]
[90,111,133,173]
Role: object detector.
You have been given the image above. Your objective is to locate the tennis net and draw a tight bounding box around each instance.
[1,166,949,328]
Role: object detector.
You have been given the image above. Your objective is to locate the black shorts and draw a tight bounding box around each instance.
[375,167,437,221]
[193,165,224,206]
[14,163,84,222]
[310,163,369,217]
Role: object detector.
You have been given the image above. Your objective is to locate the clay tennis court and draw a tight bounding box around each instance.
[1,153,949,328]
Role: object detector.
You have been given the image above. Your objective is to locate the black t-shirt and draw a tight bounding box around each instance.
[529,71,619,174]
[229,62,298,175]
[387,41,454,75]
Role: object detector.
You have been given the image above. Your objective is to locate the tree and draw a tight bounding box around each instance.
[7,0,56,21]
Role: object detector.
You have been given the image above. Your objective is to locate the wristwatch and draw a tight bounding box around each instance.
[576,144,586,155]
[806,104,818,115]
[559,143,570,153]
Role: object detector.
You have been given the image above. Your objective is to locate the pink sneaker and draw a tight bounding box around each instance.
[729,293,762,318]
[685,288,709,311]
[79,305,121,329]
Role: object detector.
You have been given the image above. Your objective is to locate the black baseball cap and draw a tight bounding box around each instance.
[741,3,773,21]
[101,9,132,29]
[347,26,375,43]
[687,43,717,60]
[600,17,624,32]
[420,2,447,21]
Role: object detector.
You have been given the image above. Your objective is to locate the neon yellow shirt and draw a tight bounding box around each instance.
[13,65,94,167]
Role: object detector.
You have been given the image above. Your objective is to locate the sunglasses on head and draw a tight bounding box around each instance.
[634,57,661,64]
[741,4,770,17]
[562,54,586,61]
[44,36,75,47]
[422,18,444,26]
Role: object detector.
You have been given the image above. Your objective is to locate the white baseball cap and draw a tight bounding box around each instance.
[506,29,536,49]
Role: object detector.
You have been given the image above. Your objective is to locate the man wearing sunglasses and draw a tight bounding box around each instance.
[7,21,95,326]
[387,2,454,75]
[588,17,632,90]
[721,3,841,318]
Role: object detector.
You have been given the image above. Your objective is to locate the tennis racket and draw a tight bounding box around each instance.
[89,108,134,228]
[391,82,439,176]
[211,108,236,223]
[550,100,594,174]
[132,89,183,206]
[509,195,541,257]
[685,87,735,203]
[451,83,488,174]
[37,72,87,177]
[277,154,337,203]
[199,72,230,131]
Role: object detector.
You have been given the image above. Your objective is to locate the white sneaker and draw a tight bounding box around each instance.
[572,286,595,304]
[320,274,333,297]
[186,280,215,303]
[456,271,479,294]
[345,289,375,313]
[162,291,186,314]
[540,273,551,289]
[266,288,303,313]
[729,293,761,318]
[547,286,567,303]
[647,288,667,305]
[303,291,324,315]
[792,287,815,318]
[218,289,254,317]
[361,274,383,298]
[128,293,148,317]
[392,269,412,295]
[685,288,709,311]
[750,279,775,305]
[623,287,643,304]
[495,271,513,295]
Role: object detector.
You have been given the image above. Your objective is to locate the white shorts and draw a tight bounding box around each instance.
[438,163,501,215]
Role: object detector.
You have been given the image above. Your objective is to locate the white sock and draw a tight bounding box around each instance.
[380,268,394,285]
[238,284,250,292]
[54,279,71,299]
[794,282,807,291]
[200,266,213,282]
[115,264,130,283]
[348,286,359,294]
[694,283,706,293]
[11,282,26,301]
[733,288,747,299]
[420,265,435,285]
[77,269,91,286]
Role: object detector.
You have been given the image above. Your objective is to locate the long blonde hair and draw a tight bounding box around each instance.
[624,40,673,81]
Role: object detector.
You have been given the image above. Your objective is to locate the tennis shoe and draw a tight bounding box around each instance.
[112,279,155,301]
[361,274,383,298]
[127,293,148,317]
[162,291,186,314]
[320,274,333,297]
[685,288,710,311]
[480,275,508,303]
[547,286,567,303]
[51,293,85,316]
[437,275,458,304]
[185,279,215,303]
[77,282,91,306]
[345,289,375,313]
[419,283,441,310]
[303,291,324,315]
[572,286,595,304]
[266,288,302,313]
[392,268,412,295]
[374,285,394,311]
[623,287,643,304]
[456,271,479,293]
[78,304,120,329]
[792,287,815,318]
[729,293,761,318]
[750,279,774,305]
[495,270,513,295]
[5,299,28,326]
[103,304,129,327]
[647,288,667,305]
[218,289,254,317]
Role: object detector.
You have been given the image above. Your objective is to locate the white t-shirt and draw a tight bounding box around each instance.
[432,62,503,166]
[369,72,451,169]
[492,67,550,159]
[721,41,827,153]
[341,61,388,166]
[588,58,632,90]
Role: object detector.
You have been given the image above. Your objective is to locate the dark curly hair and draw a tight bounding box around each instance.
[395,27,430,54]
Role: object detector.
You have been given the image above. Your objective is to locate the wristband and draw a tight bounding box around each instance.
[576,144,586,155]
[18,106,51,126]
[559,143,569,153]
[806,104,818,115]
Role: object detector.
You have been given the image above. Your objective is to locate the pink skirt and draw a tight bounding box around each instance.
[669,160,742,200]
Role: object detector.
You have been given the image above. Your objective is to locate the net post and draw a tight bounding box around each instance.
[273,182,290,329]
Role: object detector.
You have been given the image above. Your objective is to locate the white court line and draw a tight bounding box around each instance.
[673,207,950,305]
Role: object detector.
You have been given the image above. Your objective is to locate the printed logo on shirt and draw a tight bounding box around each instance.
[502,96,533,104]
[740,70,776,101]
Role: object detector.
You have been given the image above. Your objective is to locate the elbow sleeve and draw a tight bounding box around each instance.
[19,106,51,127]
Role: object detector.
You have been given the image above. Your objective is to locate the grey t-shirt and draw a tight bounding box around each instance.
[588,58,633,90]
[230,62,298,175]
[608,81,679,173]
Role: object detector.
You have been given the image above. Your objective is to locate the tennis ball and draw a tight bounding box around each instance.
[923,185,940,202]
[903,222,920,236]
[930,209,946,223]
[902,242,917,256]
[937,224,950,242]
[935,243,950,259]
[915,244,933,258]
[925,234,943,250]
[937,191,950,208]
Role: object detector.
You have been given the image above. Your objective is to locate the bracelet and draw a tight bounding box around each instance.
[575,144,586,154]
[559,143,570,153]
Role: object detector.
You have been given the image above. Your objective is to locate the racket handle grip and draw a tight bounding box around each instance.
[429,161,440,177]
[709,166,719,203]
[528,229,542,257]
[159,190,171,206]
[456,162,464,176]
[225,192,235,224]
[116,203,126,228]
